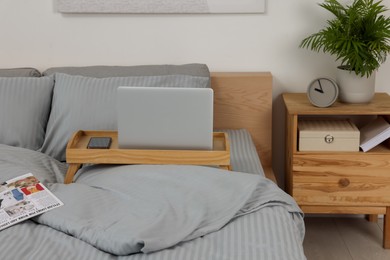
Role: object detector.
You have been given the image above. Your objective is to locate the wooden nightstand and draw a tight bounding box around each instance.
[283,92,390,248]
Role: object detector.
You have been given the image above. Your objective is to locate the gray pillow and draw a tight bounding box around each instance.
[0,77,54,150]
[0,144,67,185]
[41,73,210,161]
[0,68,41,77]
[42,64,210,87]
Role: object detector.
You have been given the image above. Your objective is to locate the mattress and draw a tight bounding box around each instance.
[0,129,306,260]
[221,129,265,175]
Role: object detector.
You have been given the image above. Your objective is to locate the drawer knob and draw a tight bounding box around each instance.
[338,178,350,187]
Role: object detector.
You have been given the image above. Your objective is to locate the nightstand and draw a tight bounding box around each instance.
[283,92,390,248]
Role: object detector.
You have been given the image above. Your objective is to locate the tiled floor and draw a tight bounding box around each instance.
[303,216,390,260]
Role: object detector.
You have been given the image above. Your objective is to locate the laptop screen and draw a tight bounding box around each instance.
[117,86,214,150]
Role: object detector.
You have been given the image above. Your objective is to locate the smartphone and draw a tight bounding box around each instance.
[87,137,112,149]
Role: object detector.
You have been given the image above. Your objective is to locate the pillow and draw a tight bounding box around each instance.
[41,73,210,161]
[0,144,67,184]
[0,67,41,77]
[0,77,54,150]
[42,64,210,86]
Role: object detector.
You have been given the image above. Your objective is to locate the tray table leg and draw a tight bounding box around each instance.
[220,165,232,171]
[64,163,82,184]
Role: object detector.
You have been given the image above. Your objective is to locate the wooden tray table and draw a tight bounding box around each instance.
[64,130,231,184]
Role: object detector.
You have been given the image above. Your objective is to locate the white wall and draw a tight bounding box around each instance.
[1,0,389,187]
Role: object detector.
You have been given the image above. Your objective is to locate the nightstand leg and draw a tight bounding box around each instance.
[366,214,378,222]
[384,207,390,249]
[64,163,81,184]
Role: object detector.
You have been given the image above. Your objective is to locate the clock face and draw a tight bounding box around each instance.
[307,78,339,107]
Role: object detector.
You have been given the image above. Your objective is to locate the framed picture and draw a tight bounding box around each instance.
[57,0,266,14]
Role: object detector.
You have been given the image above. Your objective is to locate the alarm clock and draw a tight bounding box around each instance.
[307,78,339,107]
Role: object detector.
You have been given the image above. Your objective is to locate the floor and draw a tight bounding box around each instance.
[303,216,390,260]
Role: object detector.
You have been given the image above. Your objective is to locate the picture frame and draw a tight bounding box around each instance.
[56,0,266,14]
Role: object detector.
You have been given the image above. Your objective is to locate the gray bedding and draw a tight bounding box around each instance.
[37,165,302,255]
[0,130,306,260]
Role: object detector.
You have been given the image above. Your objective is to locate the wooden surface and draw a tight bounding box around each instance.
[385,207,390,248]
[293,153,390,206]
[301,206,387,214]
[284,92,390,115]
[65,131,231,184]
[211,72,273,170]
[67,131,230,165]
[64,164,81,185]
[283,92,390,248]
[262,166,277,184]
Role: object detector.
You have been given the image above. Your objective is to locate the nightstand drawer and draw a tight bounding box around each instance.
[293,172,390,206]
[292,154,390,206]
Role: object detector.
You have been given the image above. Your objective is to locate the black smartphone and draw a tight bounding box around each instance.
[87,137,112,149]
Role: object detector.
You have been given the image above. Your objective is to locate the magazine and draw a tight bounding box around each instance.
[0,173,63,231]
[360,116,390,152]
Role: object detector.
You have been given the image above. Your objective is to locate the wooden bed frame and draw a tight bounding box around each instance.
[211,72,275,182]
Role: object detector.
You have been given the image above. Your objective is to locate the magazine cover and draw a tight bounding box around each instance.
[0,173,63,230]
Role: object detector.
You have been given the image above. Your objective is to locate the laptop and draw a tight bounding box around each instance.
[117,86,214,150]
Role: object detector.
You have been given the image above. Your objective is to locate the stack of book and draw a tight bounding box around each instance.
[359,116,390,152]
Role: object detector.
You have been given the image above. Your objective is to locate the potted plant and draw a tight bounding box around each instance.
[300,0,390,103]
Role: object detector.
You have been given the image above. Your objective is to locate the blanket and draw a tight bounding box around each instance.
[34,164,302,255]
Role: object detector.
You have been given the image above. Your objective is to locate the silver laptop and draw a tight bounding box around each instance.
[117,86,214,150]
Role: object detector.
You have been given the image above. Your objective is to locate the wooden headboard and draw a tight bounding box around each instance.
[210,72,275,182]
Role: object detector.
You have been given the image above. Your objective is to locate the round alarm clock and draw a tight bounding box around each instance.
[307,78,339,107]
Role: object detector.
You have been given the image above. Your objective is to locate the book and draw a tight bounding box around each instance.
[359,116,390,152]
[0,173,63,231]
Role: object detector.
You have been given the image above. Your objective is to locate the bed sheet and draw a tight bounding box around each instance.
[0,203,304,260]
[0,130,306,260]
[220,129,265,176]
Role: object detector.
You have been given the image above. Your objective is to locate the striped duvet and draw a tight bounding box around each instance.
[0,130,306,260]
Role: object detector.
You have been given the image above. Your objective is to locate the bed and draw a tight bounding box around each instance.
[0,67,306,260]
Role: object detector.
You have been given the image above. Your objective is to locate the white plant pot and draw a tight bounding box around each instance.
[336,67,376,103]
